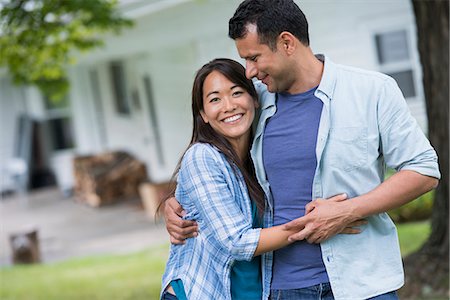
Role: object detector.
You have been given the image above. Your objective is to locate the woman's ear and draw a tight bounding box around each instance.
[200,110,209,123]
[254,98,260,109]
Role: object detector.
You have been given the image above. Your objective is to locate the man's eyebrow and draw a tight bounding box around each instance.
[242,55,254,60]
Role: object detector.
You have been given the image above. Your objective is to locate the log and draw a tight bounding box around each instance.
[73,151,148,207]
[139,182,173,221]
[9,229,40,264]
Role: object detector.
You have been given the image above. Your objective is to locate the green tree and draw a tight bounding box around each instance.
[400,0,449,298]
[0,0,132,100]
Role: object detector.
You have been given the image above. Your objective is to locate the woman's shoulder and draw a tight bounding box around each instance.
[177,143,230,183]
[181,143,224,167]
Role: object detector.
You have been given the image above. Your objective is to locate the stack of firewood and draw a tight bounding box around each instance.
[139,181,173,220]
[73,151,148,207]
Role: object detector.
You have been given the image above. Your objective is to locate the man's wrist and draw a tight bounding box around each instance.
[346,196,364,221]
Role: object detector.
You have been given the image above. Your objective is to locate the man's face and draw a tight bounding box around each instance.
[235,24,293,93]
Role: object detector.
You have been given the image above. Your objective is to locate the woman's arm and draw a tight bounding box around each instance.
[180,144,293,261]
[180,145,259,261]
[254,225,296,256]
[180,144,362,259]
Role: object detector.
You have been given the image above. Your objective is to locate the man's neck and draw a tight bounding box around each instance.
[287,49,324,94]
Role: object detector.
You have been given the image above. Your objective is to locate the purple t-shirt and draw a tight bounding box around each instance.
[263,86,329,290]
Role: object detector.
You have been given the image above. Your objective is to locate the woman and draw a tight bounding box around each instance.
[160,58,297,300]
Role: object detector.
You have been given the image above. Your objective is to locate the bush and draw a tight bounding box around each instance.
[388,191,434,223]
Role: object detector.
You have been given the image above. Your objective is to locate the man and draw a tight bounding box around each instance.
[164,1,440,299]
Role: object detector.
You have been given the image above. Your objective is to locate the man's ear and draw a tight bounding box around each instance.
[200,110,209,123]
[279,31,296,55]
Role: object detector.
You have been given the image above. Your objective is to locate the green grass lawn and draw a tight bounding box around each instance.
[397,220,431,256]
[0,244,169,300]
[0,221,430,300]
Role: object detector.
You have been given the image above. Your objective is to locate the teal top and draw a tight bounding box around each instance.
[230,201,262,300]
[171,280,187,300]
[170,201,262,300]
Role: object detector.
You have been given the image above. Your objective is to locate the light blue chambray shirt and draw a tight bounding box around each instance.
[252,55,440,300]
[161,143,263,300]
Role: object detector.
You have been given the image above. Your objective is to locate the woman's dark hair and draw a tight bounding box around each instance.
[229,0,309,50]
[161,58,265,215]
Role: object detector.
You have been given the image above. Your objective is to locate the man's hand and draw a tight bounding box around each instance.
[283,193,364,244]
[164,196,198,245]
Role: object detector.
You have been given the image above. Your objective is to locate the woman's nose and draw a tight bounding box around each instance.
[223,98,237,112]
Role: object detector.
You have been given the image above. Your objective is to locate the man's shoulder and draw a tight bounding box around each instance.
[335,63,391,84]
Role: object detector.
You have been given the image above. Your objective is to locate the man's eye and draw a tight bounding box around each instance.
[250,56,257,62]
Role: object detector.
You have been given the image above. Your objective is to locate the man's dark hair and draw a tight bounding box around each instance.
[229,0,310,50]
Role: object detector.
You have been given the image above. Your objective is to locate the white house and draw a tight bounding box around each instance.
[0,0,427,194]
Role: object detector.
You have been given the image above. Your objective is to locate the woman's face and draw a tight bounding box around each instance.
[200,70,258,147]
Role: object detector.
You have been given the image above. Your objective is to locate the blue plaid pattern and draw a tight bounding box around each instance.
[161,143,263,300]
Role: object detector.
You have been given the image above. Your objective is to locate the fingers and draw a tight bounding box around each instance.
[167,218,198,235]
[306,234,323,244]
[339,219,367,235]
[287,223,312,242]
[164,196,199,244]
[305,201,316,215]
[347,219,368,227]
[340,227,362,234]
[167,222,198,245]
[166,196,185,217]
[283,215,308,231]
[170,236,186,245]
[169,225,198,240]
[328,193,347,202]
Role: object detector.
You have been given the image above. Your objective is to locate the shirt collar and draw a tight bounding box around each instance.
[315,54,337,101]
[256,54,337,109]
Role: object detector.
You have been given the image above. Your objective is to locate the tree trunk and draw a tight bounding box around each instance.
[400,1,449,298]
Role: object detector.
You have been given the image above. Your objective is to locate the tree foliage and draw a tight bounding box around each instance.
[400,0,449,298]
[0,0,132,100]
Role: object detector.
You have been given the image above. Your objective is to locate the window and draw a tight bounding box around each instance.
[143,75,165,166]
[375,30,416,98]
[109,61,131,115]
[47,117,75,150]
[44,96,75,151]
[375,30,410,64]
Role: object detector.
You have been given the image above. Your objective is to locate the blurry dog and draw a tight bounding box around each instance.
[9,229,41,264]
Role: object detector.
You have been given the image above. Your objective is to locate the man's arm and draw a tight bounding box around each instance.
[285,77,440,244]
[164,196,198,245]
[285,168,438,244]
[165,192,365,245]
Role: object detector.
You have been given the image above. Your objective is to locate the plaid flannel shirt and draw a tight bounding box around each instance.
[161,143,263,300]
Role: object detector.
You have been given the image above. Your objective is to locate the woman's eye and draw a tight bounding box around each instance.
[233,91,244,97]
[209,97,220,103]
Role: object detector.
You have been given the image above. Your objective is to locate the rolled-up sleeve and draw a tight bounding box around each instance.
[177,144,261,261]
[378,77,440,179]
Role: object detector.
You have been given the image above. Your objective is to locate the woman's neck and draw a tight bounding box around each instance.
[229,134,250,165]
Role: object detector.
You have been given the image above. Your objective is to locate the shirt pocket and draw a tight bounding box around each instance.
[328,127,368,172]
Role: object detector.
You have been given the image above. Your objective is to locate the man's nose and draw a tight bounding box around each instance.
[245,61,257,79]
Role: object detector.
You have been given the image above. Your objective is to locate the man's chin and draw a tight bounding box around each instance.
[266,85,278,93]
